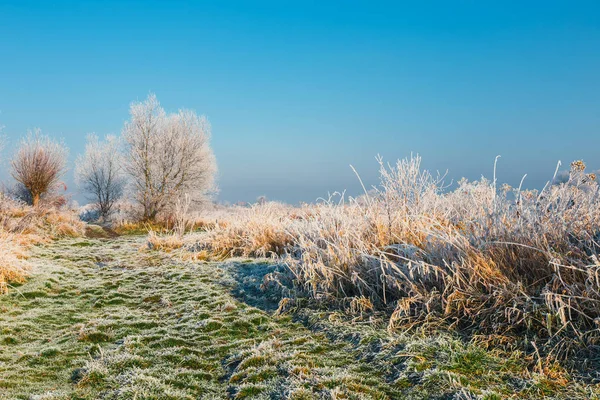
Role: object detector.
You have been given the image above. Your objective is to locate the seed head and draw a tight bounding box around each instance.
[571,160,586,172]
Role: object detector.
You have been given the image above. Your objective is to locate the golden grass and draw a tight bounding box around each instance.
[0,195,85,292]
[145,230,185,252]
[114,221,169,235]
[190,203,296,258]
[0,231,29,293]
[185,157,600,369]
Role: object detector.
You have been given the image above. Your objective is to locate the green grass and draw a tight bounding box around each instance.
[0,236,598,399]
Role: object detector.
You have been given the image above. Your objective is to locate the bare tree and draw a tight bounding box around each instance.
[122,94,217,221]
[75,134,126,219]
[11,130,68,207]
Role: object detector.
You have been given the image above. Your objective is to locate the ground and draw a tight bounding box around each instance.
[1,237,598,399]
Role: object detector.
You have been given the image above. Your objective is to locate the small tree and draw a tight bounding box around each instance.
[122,94,217,221]
[11,131,68,207]
[75,134,126,219]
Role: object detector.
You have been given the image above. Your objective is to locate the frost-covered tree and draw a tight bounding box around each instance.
[122,94,217,221]
[11,131,68,207]
[75,134,126,219]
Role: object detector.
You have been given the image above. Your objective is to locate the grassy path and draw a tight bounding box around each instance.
[2,236,600,399]
[0,237,401,399]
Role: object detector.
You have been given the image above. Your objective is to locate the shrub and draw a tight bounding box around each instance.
[10,130,68,207]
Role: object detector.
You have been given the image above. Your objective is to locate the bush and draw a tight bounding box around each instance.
[10,131,68,207]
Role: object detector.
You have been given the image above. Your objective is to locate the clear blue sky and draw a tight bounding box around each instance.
[1,1,599,204]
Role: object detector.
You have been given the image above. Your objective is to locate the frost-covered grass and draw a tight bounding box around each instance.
[186,156,600,376]
[0,196,84,292]
[0,230,28,293]
[2,236,598,399]
[0,237,397,398]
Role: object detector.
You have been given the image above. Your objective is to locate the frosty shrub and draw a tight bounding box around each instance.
[10,130,68,207]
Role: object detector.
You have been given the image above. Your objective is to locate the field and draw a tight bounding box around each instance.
[1,236,598,399]
[2,156,600,399]
[2,2,597,398]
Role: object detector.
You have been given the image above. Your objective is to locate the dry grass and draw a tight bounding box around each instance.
[187,156,600,371]
[0,194,85,292]
[190,202,294,259]
[0,230,29,293]
[145,230,185,251]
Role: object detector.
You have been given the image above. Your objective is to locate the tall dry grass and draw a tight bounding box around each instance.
[0,230,28,293]
[191,156,600,364]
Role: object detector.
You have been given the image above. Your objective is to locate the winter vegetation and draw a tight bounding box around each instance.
[3,98,600,398]
[122,94,217,221]
[158,155,600,388]
[188,156,600,356]
[10,130,69,207]
[0,92,218,298]
[0,195,84,293]
[75,134,126,220]
[0,129,83,294]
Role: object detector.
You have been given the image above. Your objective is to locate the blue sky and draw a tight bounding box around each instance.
[0,1,599,203]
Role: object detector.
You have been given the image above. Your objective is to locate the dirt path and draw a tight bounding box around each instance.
[0,237,401,399]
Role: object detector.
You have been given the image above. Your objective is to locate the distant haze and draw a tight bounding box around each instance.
[1,1,599,204]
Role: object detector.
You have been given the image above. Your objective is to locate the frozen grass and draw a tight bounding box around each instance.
[0,195,84,293]
[186,156,600,375]
[146,230,185,252]
[2,236,598,399]
[0,230,29,293]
